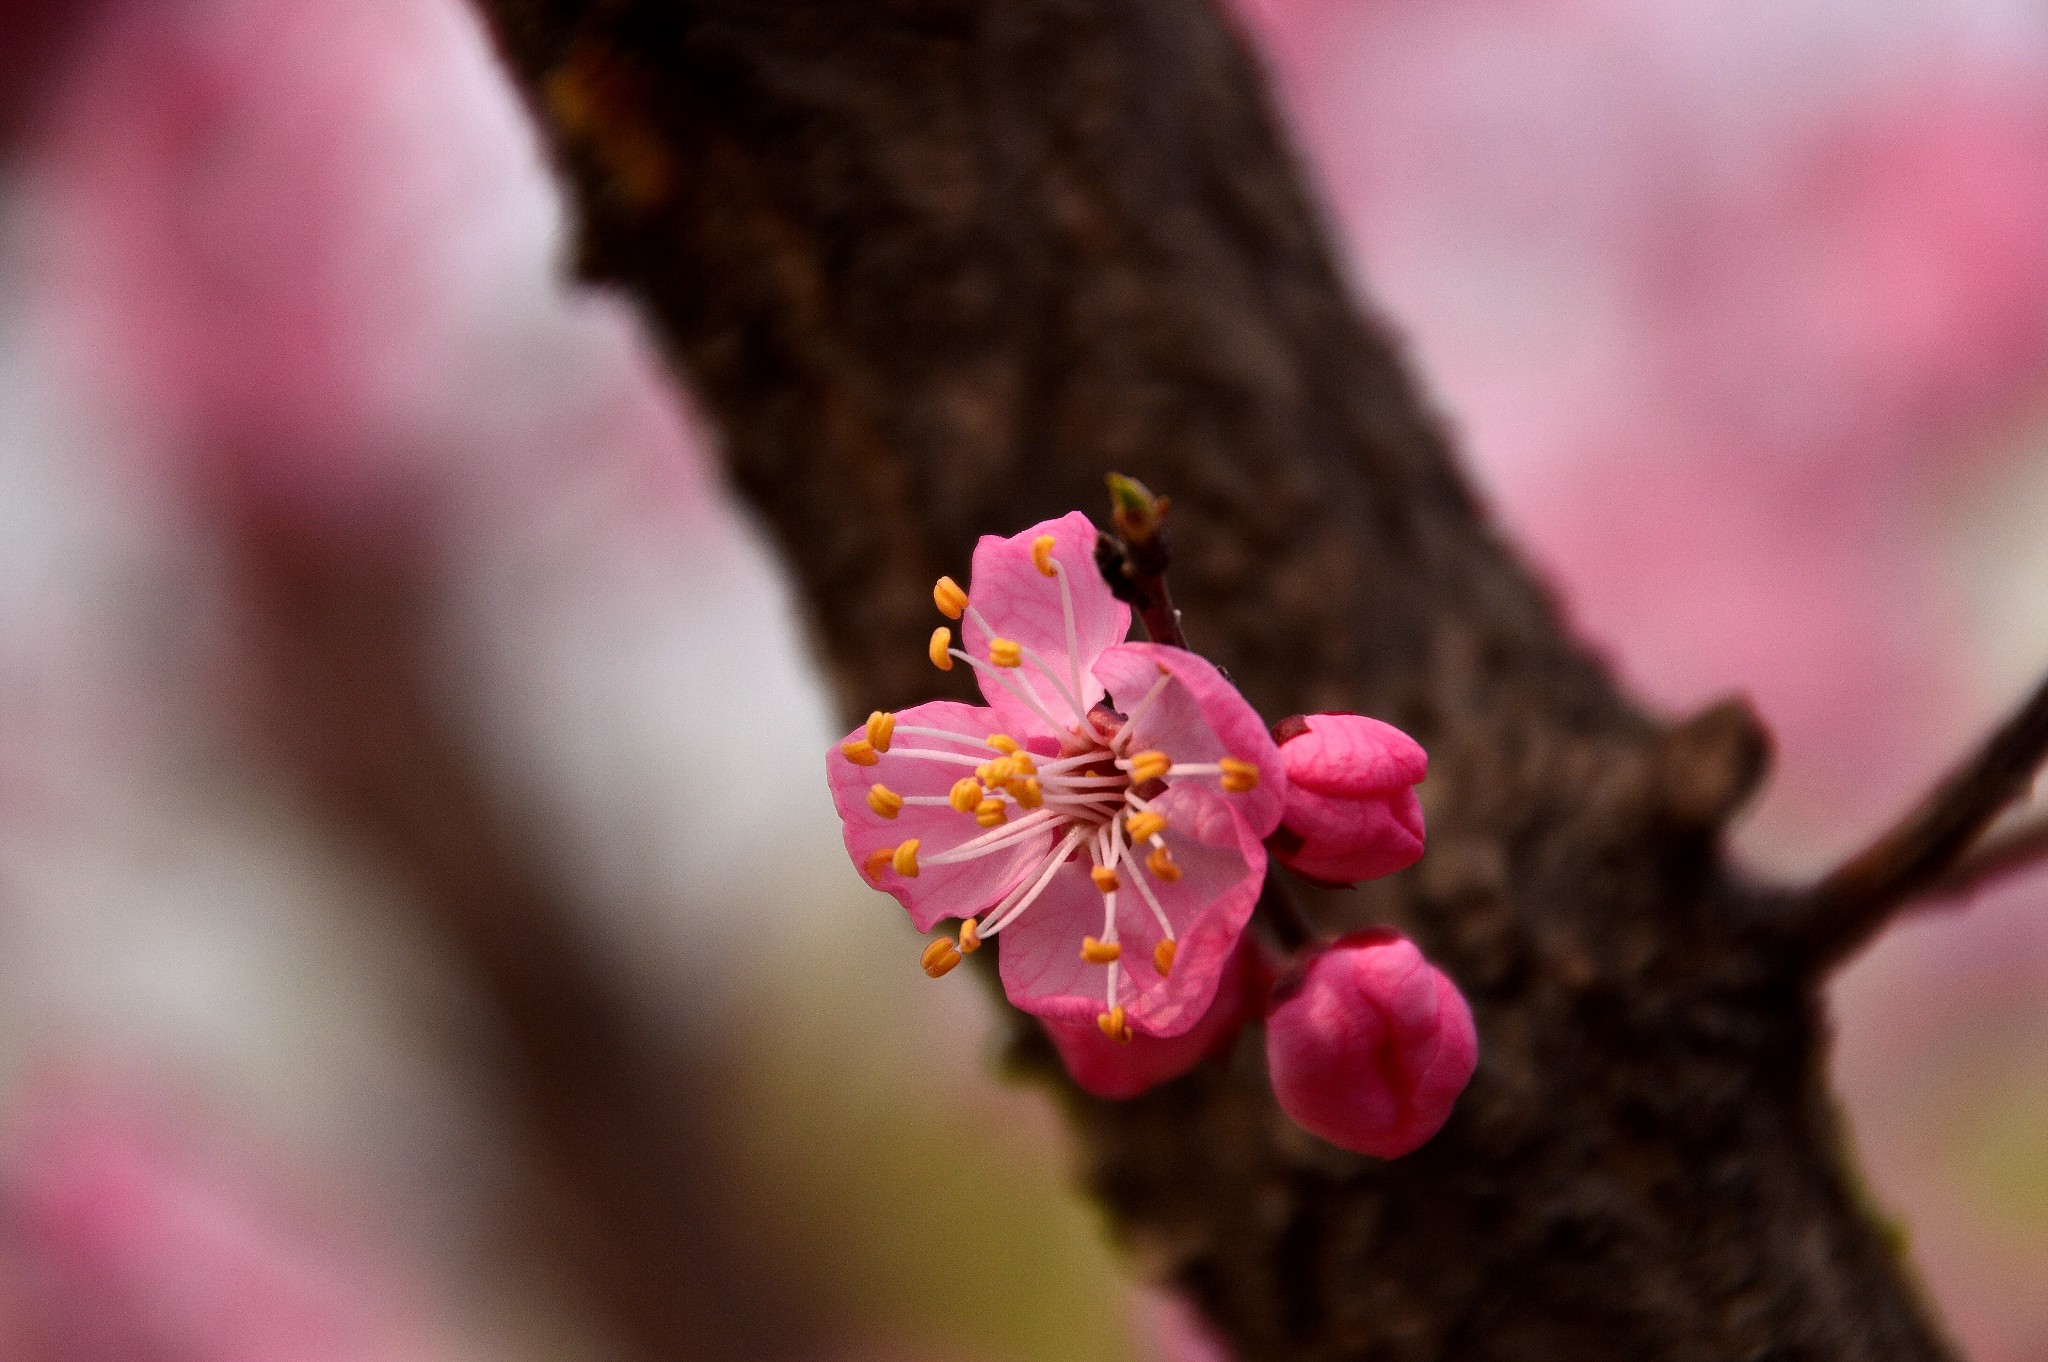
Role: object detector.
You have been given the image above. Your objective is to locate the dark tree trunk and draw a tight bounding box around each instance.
[459,2,1972,1358]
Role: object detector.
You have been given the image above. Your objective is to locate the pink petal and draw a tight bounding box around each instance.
[998,782,1266,1037]
[1143,1290,1239,1362]
[828,700,1055,932]
[1279,714,1427,799]
[1265,932,1478,1158]
[1092,643,1287,837]
[961,513,1130,739]
[1042,938,1269,1099]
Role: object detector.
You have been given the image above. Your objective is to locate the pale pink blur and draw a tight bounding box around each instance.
[1,1074,459,1362]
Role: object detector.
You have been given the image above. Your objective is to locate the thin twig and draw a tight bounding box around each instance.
[1795,670,2048,969]
[1096,474,1189,649]
[1919,804,2048,902]
[1255,874,1317,954]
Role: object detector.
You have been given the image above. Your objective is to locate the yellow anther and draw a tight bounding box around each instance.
[933,576,968,619]
[1220,757,1260,793]
[841,737,880,767]
[974,799,1008,828]
[1153,939,1177,976]
[1013,776,1044,809]
[1081,936,1122,964]
[892,840,921,877]
[929,626,954,670]
[949,776,984,814]
[1127,750,1171,784]
[866,783,905,819]
[863,848,893,882]
[865,710,896,752]
[1090,865,1121,893]
[1010,752,1037,776]
[958,918,982,954]
[988,734,1021,754]
[977,757,1017,785]
[1126,810,1167,842]
[921,937,962,978]
[989,637,1022,668]
[1096,1007,1132,1044]
[1147,846,1182,882]
[1030,534,1058,577]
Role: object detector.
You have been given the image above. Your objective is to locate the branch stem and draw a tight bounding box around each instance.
[1255,874,1317,954]
[1795,669,2048,968]
[1920,803,2048,902]
[1097,474,1189,649]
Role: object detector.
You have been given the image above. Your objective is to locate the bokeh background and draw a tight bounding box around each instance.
[0,0,2044,1358]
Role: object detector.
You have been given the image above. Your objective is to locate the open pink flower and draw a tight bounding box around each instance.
[1265,931,1477,1158]
[827,513,1286,1040]
[1270,713,1427,884]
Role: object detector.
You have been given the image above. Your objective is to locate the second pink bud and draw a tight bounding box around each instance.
[1265,931,1477,1158]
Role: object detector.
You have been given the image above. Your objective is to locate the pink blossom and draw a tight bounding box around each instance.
[1042,939,1270,1099]
[1265,931,1477,1158]
[827,513,1286,1041]
[1270,714,1427,884]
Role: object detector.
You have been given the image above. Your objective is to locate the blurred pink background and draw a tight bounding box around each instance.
[0,0,2043,1357]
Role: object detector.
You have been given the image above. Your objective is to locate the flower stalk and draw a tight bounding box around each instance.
[1095,473,1189,649]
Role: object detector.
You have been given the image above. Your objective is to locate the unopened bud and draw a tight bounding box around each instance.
[1270,713,1427,885]
[1265,932,1476,1157]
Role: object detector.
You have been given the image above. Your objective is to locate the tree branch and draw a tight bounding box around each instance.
[1096,473,1190,648]
[1924,803,2048,900]
[464,2,1964,1358]
[1793,671,2048,969]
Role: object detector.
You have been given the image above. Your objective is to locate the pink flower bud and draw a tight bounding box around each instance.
[1265,931,1476,1157]
[1270,714,1426,884]
[1045,941,1269,1099]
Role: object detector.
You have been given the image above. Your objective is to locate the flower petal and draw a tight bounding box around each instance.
[962,512,1130,739]
[1092,642,1287,837]
[828,700,1055,932]
[1041,938,1269,1099]
[997,781,1266,1037]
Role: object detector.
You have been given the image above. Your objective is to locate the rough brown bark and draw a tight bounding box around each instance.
[464,2,1980,1358]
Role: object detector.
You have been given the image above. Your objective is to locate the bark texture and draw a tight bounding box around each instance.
[465,2,1971,1358]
